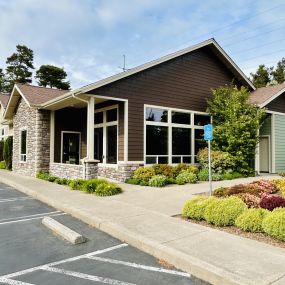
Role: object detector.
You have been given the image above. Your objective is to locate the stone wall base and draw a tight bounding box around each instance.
[49,163,84,180]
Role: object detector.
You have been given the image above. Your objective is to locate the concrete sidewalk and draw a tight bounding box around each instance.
[0,170,284,285]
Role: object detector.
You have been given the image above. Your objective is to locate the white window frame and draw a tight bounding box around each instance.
[144,104,210,165]
[19,128,27,163]
[61,131,81,164]
[94,105,119,166]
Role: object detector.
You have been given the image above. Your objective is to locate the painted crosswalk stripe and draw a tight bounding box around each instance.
[41,266,136,285]
[0,211,61,223]
[1,243,128,279]
[0,197,33,203]
[0,278,34,285]
[0,213,66,226]
[87,256,191,277]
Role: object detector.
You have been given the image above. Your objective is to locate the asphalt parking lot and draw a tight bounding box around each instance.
[0,182,209,285]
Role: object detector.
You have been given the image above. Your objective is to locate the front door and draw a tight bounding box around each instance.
[259,137,270,172]
[62,132,80,164]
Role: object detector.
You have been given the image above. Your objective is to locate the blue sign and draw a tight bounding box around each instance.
[204,124,213,141]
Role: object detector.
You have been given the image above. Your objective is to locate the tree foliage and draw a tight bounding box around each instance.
[207,85,265,174]
[250,65,272,88]
[5,45,34,91]
[35,65,70,90]
[0,68,7,93]
[272,58,285,84]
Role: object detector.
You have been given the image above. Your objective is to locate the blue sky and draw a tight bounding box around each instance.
[0,0,284,88]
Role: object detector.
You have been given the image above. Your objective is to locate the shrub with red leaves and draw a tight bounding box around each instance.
[251,180,278,194]
[259,194,285,211]
[227,184,260,196]
[237,193,261,208]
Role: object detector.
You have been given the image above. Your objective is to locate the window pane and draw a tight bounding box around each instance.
[183,157,191,163]
[195,129,207,155]
[106,108,117,122]
[145,107,168,122]
[146,125,168,155]
[62,133,80,164]
[172,156,181,164]
[107,125,117,163]
[95,112,103,124]
[21,130,27,155]
[146,157,156,164]
[94,127,103,162]
[172,112,190,124]
[172,127,191,155]
[158,156,168,164]
[194,114,210,126]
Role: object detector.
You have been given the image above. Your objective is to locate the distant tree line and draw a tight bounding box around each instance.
[0,44,70,93]
[250,58,285,88]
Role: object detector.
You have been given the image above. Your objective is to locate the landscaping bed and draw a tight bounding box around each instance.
[36,171,122,197]
[181,178,285,245]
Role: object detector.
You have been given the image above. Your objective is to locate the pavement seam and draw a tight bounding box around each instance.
[161,230,208,245]
[268,274,285,284]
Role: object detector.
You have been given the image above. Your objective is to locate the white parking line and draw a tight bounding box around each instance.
[41,266,136,285]
[0,197,33,203]
[0,278,34,285]
[0,211,61,223]
[0,243,128,280]
[0,213,66,226]
[87,256,191,278]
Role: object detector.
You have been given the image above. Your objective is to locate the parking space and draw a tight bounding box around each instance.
[0,182,209,285]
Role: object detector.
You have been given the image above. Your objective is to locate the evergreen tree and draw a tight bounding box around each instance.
[35,65,70,90]
[250,64,272,88]
[5,45,34,91]
[0,68,7,93]
[272,58,285,84]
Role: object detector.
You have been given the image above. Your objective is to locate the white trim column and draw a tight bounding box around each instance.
[87,97,95,160]
[271,114,276,173]
[50,110,55,163]
[255,129,260,174]
[124,101,128,162]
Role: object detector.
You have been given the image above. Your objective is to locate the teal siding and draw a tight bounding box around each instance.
[275,115,285,172]
[260,115,271,136]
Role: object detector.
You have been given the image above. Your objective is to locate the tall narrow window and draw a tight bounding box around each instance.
[62,132,80,164]
[20,130,27,162]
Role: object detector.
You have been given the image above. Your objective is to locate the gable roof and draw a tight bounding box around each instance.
[249,83,285,107]
[0,93,10,109]
[42,38,255,108]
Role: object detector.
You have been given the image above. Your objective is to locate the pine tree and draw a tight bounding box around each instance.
[35,65,70,90]
[250,65,272,88]
[5,45,34,91]
[272,58,285,84]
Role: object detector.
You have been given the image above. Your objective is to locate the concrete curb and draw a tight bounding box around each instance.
[0,175,251,285]
[42,216,87,244]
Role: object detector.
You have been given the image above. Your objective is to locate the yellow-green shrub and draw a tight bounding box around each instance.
[204,196,247,226]
[182,196,218,220]
[273,179,285,198]
[133,167,155,182]
[235,208,269,232]
[262,208,285,241]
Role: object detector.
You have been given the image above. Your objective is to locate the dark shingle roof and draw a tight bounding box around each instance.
[16,83,67,105]
[249,83,285,106]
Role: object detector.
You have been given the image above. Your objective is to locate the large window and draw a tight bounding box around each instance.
[94,106,118,164]
[61,132,80,164]
[145,106,210,164]
[20,129,27,162]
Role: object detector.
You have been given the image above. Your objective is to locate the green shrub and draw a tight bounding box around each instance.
[213,187,229,198]
[183,165,199,175]
[54,178,69,185]
[133,167,155,182]
[198,168,209,181]
[182,196,218,220]
[139,180,149,186]
[262,208,285,241]
[82,179,107,193]
[0,140,4,161]
[125,178,140,185]
[197,148,236,174]
[166,177,176,184]
[148,175,168,187]
[212,173,222,181]
[68,179,86,190]
[36,170,50,180]
[176,172,198,185]
[235,208,269,232]
[95,182,122,196]
[3,136,13,170]
[204,196,247,226]
[0,161,6,169]
[152,164,175,178]
[172,163,189,176]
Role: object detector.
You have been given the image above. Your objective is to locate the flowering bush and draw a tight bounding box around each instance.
[175,172,198,185]
[227,183,260,196]
[259,194,285,211]
[237,193,260,208]
[250,180,278,194]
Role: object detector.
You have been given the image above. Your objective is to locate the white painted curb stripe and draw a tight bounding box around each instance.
[0,278,34,285]
[0,197,33,203]
[87,256,191,277]
[41,266,136,285]
[0,213,66,226]
[1,243,128,279]
[0,211,61,223]
[42,217,86,244]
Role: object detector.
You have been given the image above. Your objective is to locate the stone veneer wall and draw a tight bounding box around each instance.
[13,98,51,177]
[98,162,143,182]
[49,163,84,180]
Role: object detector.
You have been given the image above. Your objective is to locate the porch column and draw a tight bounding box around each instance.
[87,97,95,159]
[50,110,55,163]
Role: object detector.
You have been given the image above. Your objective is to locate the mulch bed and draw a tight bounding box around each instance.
[177,215,285,249]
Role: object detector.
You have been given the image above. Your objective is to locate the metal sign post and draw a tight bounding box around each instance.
[204,124,213,196]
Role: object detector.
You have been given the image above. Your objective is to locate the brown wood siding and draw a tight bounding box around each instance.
[88,46,242,161]
[54,108,87,162]
[267,92,285,113]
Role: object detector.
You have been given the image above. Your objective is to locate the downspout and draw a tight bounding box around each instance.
[71,93,89,179]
